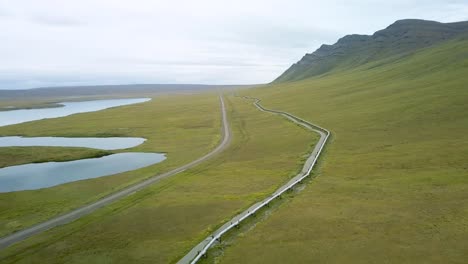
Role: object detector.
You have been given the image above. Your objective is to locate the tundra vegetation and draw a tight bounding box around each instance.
[0,95,316,263]
[0,94,222,237]
[1,19,467,264]
[207,33,468,263]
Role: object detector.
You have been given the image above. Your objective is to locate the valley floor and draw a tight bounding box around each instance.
[205,39,468,263]
[0,94,316,263]
[1,36,467,264]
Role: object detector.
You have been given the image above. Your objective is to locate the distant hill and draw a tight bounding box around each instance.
[274,19,468,83]
[0,84,241,101]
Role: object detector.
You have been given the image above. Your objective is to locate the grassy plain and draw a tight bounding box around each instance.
[0,147,111,168]
[0,93,223,237]
[0,95,317,263]
[213,39,468,263]
[0,102,64,111]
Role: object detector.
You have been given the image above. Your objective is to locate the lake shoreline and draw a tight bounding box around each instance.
[0,98,165,193]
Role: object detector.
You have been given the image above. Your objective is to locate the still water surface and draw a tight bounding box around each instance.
[0,98,166,192]
[0,98,150,127]
[0,136,146,150]
[0,153,166,192]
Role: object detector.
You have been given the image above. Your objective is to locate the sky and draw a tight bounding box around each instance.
[0,0,467,89]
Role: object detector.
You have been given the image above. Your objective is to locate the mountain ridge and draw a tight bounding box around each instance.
[274,19,468,83]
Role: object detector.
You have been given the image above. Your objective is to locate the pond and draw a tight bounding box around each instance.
[0,136,146,150]
[0,97,167,192]
[0,98,150,127]
[0,153,166,192]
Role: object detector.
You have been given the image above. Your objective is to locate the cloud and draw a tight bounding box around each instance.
[0,0,466,89]
[104,56,286,68]
[29,15,83,27]
[0,5,11,18]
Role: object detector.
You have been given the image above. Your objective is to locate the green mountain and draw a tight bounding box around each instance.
[275,19,468,83]
[217,19,468,263]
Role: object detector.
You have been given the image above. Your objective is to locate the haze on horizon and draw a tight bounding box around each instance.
[1,0,467,90]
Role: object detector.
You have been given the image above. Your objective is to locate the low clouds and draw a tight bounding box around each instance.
[0,0,467,89]
[29,15,83,27]
[0,9,9,18]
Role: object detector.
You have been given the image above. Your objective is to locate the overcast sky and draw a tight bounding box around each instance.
[0,0,467,89]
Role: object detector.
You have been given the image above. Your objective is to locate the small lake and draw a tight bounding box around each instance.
[0,98,150,127]
[0,97,167,192]
[0,136,146,150]
[0,153,166,192]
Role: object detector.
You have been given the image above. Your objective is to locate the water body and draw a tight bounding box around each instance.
[0,98,165,192]
[0,136,146,150]
[0,98,150,127]
[0,153,166,192]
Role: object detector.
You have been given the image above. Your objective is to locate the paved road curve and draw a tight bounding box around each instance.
[0,95,231,250]
[179,96,330,264]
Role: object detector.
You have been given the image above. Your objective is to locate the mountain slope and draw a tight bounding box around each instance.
[275,19,468,83]
[215,22,468,263]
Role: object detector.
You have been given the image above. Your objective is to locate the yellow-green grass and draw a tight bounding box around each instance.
[0,102,63,112]
[213,39,468,263]
[0,147,111,169]
[0,98,98,111]
[0,93,222,237]
[0,94,317,263]
[0,93,159,111]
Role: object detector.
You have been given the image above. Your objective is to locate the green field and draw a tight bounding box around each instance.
[209,38,468,263]
[2,19,467,264]
[0,102,63,112]
[0,94,223,237]
[0,147,111,169]
[0,94,317,263]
